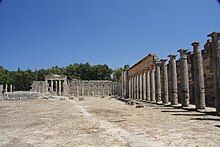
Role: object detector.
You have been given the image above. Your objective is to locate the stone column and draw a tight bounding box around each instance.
[10,84,13,92]
[129,78,131,99]
[134,76,136,99]
[137,75,139,100]
[133,76,136,99]
[208,32,220,114]
[55,81,58,96]
[76,85,79,96]
[5,84,8,92]
[121,72,124,97]
[155,61,162,104]
[168,55,179,106]
[146,70,151,102]
[82,85,84,96]
[59,80,62,96]
[150,66,156,103]
[131,77,134,99]
[143,72,146,101]
[178,49,190,107]
[45,79,48,92]
[51,80,54,94]
[161,59,169,105]
[63,77,68,96]
[192,42,206,109]
[139,73,143,100]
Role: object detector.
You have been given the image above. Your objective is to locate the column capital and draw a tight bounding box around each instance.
[177,49,188,53]
[160,59,167,64]
[178,49,188,59]
[207,32,220,38]
[191,42,200,47]
[168,54,177,59]
[155,60,161,65]
[167,54,177,60]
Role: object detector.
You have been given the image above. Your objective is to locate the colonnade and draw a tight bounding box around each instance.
[128,32,220,114]
[0,84,14,93]
[47,80,63,96]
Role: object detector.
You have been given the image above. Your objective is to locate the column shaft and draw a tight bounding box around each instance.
[129,78,131,99]
[59,80,62,96]
[10,84,13,92]
[168,55,178,105]
[51,80,54,94]
[137,75,140,100]
[178,49,190,107]
[121,72,124,97]
[161,59,169,104]
[150,66,156,103]
[146,70,151,102]
[192,42,206,109]
[143,72,146,101]
[155,61,162,103]
[139,74,143,100]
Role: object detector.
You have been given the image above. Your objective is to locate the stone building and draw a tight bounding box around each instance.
[121,65,129,98]
[31,74,120,97]
[69,80,118,96]
[123,32,220,115]
[0,84,14,95]
[30,74,69,96]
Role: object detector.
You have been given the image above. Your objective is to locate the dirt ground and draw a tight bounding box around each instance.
[0,96,219,147]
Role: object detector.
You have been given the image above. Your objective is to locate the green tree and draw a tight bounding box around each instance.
[112,68,123,82]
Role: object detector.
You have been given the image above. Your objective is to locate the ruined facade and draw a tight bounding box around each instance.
[31,74,120,97]
[30,74,69,96]
[123,32,220,114]
[69,80,118,96]
[0,84,14,96]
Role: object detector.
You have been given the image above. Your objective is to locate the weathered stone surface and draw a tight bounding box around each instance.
[2,91,39,101]
[146,70,151,102]
[168,55,178,105]
[150,66,156,103]
[155,61,162,103]
[178,49,190,107]
[70,80,115,96]
[192,42,206,109]
[161,59,169,105]
[208,32,220,114]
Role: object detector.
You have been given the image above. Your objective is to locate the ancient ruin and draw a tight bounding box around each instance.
[69,79,119,96]
[0,32,220,147]
[30,74,120,97]
[121,32,220,115]
[30,74,69,96]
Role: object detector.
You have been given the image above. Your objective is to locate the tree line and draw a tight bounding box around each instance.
[0,62,124,91]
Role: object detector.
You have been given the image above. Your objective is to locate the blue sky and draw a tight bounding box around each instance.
[0,0,220,71]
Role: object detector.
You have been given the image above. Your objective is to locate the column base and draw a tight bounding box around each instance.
[151,101,156,104]
[163,102,171,106]
[171,104,181,108]
[156,101,163,105]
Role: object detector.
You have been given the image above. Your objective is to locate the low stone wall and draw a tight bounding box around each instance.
[1,91,39,101]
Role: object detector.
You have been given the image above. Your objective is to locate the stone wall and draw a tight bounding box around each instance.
[30,81,47,93]
[69,80,117,96]
[1,91,39,101]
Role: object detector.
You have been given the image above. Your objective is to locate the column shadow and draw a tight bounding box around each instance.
[191,117,220,121]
